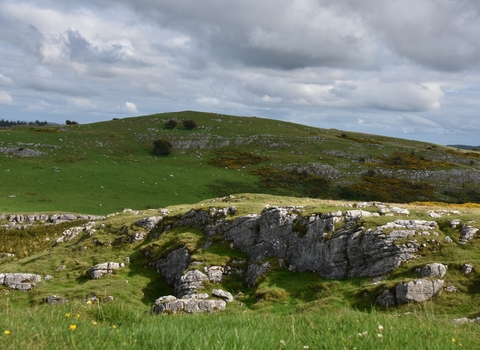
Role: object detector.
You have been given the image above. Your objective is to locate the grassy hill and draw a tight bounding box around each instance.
[1,111,480,348]
[1,111,480,215]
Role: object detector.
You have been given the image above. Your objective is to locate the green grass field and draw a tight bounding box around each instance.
[2,111,480,214]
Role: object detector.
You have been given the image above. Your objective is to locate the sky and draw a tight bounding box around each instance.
[1,0,480,145]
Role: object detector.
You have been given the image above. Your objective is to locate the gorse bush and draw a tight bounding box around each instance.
[209,151,269,169]
[340,170,435,203]
[153,139,173,156]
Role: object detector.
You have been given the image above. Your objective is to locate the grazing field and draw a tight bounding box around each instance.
[1,111,480,214]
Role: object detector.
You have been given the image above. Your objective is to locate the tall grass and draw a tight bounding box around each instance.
[0,303,477,349]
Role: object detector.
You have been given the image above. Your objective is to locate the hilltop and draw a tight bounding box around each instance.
[1,111,480,215]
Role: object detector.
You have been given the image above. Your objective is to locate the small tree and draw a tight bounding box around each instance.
[164,119,177,129]
[183,119,197,130]
[153,139,173,156]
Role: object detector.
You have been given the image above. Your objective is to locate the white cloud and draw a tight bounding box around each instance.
[0,91,12,104]
[196,97,219,105]
[125,101,138,113]
[0,73,13,86]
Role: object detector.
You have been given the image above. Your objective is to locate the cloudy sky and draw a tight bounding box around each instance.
[1,0,480,145]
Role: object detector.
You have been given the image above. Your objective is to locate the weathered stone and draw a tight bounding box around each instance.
[56,265,66,271]
[445,236,453,243]
[421,263,447,278]
[150,247,191,285]
[205,266,224,283]
[135,216,162,230]
[462,264,473,275]
[375,289,396,306]
[47,295,68,305]
[390,207,410,215]
[212,289,234,302]
[396,279,443,304]
[460,226,478,243]
[0,273,41,291]
[175,270,208,298]
[444,285,457,293]
[223,207,420,279]
[246,262,270,287]
[87,262,125,279]
[129,232,146,242]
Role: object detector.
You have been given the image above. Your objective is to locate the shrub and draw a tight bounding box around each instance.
[65,120,78,125]
[164,119,177,129]
[153,139,173,156]
[183,119,197,130]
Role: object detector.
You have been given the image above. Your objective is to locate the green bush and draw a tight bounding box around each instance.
[153,139,173,156]
[182,119,197,130]
[164,119,177,129]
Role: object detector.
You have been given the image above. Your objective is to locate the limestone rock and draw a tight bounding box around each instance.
[47,295,68,305]
[175,270,208,298]
[204,266,225,283]
[375,289,396,307]
[152,296,226,314]
[88,262,125,279]
[460,226,478,243]
[212,289,234,302]
[135,216,162,230]
[223,207,420,279]
[0,273,41,291]
[421,263,447,278]
[150,247,191,285]
[396,279,443,304]
[246,262,270,287]
[462,264,473,275]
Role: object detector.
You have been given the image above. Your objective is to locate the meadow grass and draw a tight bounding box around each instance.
[0,302,477,349]
[1,111,479,214]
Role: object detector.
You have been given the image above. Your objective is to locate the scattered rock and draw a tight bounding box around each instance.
[444,285,457,293]
[175,270,209,298]
[87,262,125,279]
[246,262,270,287]
[56,265,67,271]
[212,289,234,302]
[47,295,68,305]
[150,247,191,285]
[421,263,447,278]
[396,279,443,304]
[0,273,41,291]
[462,264,473,275]
[445,236,453,243]
[45,275,53,281]
[459,226,478,243]
[135,216,162,230]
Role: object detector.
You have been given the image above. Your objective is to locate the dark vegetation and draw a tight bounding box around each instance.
[252,167,332,198]
[65,120,79,125]
[339,170,436,203]
[182,119,197,130]
[164,119,177,129]
[0,119,49,128]
[373,152,452,170]
[209,151,269,168]
[153,139,173,156]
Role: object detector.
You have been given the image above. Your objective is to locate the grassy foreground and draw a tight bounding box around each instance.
[0,303,477,349]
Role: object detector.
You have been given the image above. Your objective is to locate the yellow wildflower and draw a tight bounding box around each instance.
[69,325,77,331]
[4,330,10,335]
[65,313,71,317]
[93,321,98,325]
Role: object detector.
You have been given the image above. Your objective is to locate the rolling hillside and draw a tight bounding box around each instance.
[1,111,480,215]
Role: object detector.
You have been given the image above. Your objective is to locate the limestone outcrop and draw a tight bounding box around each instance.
[0,273,41,291]
[88,262,125,279]
[395,279,444,304]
